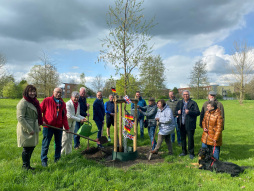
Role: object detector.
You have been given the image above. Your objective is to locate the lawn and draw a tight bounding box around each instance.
[0,98,253,191]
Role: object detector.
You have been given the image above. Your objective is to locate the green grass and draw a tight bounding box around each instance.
[0,98,253,191]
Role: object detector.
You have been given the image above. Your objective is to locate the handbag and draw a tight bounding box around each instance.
[144,118,148,128]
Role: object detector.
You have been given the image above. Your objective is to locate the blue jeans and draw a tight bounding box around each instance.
[41,127,63,163]
[171,117,181,144]
[74,122,81,148]
[202,142,220,160]
[94,120,103,138]
[148,126,157,150]
[139,118,144,139]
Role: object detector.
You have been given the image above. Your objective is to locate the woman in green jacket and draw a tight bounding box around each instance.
[17,85,43,170]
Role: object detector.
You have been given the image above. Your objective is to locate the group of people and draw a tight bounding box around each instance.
[16,84,224,170]
[133,90,224,160]
[17,85,90,169]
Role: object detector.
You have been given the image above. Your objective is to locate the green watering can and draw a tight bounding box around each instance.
[77,121,98,137]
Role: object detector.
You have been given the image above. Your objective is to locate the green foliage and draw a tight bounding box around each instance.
[0,99,254,190]
[139,55,166,99]
[2,81,19,98]
[116,74,140,96]
[0,74,15,97]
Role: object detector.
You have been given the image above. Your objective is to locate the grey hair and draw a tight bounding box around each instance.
[71,91,80,97]
[109,94,113,98]
[182,90,190,95]
[80,87,86,91]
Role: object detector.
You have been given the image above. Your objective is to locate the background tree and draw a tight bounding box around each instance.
[91,74,104,93]
[77,72,86,90]
[2,81,18,99]
[116,74,140,97]
[189,59,209,99]
[99,0,155,95]
[27,53,60,97]
[0,53,6,74]
[245,77,254,100]
[231,41,254,104]
[0,74,15,97]
[102,77,116,97]
[139,55,166,99]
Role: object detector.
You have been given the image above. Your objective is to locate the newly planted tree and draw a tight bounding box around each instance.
[99,0,154,95]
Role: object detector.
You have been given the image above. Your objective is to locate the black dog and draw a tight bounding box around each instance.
[198,148,244,177]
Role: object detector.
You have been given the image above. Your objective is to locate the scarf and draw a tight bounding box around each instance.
[72,100,78,114]
[23,96,43,126]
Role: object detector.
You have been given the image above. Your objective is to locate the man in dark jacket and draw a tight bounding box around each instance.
[131,91,146,139]
[105,94,115,142]
[93,91,105,147]
[74,87,90,149]
[175,90,200,159]
[200,91,224,129]
[166,91,181,146]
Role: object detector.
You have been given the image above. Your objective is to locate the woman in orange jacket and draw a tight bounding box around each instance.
[201,101,223,159]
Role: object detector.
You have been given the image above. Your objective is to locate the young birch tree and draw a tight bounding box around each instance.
[99,0,154,95]
[231,41,254,104]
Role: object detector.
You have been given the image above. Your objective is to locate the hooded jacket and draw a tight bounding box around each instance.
[155,104,175,135]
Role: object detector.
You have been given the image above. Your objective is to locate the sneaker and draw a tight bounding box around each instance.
[179,153,186,157]
[108,137,111,142]
[41,162,47,167]
[28,166,35,170]
[189,154,194,160]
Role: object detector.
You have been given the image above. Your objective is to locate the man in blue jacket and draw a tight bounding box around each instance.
[131,91,146,139]
[93,91,105,147]
[104,94,115,142]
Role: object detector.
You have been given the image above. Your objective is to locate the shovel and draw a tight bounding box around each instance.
[45,124,108,145]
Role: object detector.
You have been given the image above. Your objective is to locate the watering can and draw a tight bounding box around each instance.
[77,121,98,137]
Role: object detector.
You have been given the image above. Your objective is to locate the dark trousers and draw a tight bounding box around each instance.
[74,122,81,148]
[22,147,35,168]
[41,127,63,163]
[180,124,195,155]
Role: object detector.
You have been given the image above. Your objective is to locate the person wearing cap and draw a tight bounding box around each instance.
[138,98,157,150]
[166,91,181,146]
[200,91,224,129]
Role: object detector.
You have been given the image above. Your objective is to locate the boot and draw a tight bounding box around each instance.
[22,150,30,170]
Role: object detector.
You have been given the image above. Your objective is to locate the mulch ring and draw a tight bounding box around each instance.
[81,146,165,168]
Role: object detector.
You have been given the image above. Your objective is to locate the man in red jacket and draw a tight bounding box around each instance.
[40,87,69,167]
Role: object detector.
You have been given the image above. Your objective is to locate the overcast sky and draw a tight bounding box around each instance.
[1,0,254,89]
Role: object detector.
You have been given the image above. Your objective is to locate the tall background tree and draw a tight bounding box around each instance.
[99,0,155,95]
[91,74,104,93]
[139,55,166,99]
[189,59,209,99]
[27,53,60,97]
[231,41,254,104]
